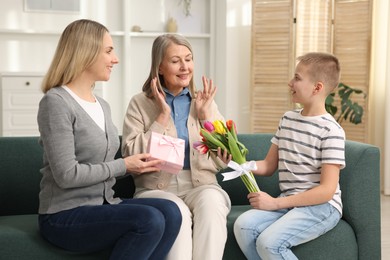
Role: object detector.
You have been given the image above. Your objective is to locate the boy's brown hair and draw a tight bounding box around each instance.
[297,52,341,94]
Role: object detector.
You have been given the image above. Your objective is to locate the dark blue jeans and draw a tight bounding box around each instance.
[39,198,182,260]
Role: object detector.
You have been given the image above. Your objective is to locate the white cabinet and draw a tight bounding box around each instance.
[0,73,103,136]
[0,73,44,136]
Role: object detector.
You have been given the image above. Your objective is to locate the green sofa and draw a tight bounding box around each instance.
[0,134,381,259]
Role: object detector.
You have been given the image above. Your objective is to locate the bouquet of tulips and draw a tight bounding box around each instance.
[193,120,260,193]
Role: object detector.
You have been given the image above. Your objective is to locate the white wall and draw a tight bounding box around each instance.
[0,1,123,71]
[371,0,389,194]
[226,0,252,133]
[0,0,124,128]
[215,0,252,134]
[0,0,214,132]
[374,0,390,194]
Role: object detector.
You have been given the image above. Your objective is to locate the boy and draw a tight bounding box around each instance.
[219,52,345,259]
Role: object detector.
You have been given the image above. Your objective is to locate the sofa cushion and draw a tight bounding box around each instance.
[0,214,110,259]
[223,206,358,260]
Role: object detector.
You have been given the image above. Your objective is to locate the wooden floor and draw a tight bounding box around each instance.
[382,194,390,259]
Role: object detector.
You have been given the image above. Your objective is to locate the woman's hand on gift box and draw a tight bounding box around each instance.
[124,153,162,175]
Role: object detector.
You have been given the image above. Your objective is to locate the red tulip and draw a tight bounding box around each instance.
[226,120,237,134]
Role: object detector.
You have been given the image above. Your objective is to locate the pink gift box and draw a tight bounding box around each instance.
[147,132,185,174]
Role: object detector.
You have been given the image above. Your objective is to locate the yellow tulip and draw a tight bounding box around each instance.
[213,120,226,135]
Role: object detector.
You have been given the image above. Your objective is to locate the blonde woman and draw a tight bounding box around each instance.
[37,19,181,259]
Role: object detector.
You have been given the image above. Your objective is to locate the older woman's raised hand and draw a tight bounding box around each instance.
[150,77,171,126]
[195,76,217,120]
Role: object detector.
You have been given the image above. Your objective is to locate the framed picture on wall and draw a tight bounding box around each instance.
[24,0,80,13]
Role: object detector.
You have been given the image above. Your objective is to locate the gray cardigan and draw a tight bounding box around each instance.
[37,87,126,214]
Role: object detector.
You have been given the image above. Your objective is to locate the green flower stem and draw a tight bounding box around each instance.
[201,129,228,150]
[201,122,260,193]
[229,122,238,141]
[227,132,245,164]
[240,171,260,193]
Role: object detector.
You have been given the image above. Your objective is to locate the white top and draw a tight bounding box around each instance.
[271,109,345,214]
[62,86,105,132]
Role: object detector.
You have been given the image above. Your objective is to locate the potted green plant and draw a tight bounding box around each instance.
[325,82,366,125]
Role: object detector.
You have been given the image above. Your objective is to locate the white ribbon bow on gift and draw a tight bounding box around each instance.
[222,160,258,184]
[159,136,183,157]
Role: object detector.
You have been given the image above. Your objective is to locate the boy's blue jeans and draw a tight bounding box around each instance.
[234,202,341,260]
[38,198,182,260]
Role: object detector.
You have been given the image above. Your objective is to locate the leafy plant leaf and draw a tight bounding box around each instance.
[325,82,366,125]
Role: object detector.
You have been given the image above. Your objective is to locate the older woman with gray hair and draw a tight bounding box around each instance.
[122,34,231,260]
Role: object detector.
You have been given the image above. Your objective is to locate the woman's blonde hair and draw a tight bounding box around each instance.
[142,34,196,98]
[41,19,108,93]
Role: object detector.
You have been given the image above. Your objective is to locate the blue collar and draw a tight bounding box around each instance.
[163,87,190,97]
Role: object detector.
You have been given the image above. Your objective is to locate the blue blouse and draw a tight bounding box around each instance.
[164,87,191,169]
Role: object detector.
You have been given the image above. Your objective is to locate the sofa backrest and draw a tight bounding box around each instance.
[0,134,381,223]
[0,136,133,216]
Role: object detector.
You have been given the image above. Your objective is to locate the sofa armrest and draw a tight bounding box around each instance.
[340,140,381,260]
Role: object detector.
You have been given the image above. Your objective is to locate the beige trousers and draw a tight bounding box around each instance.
[134,170,231,260]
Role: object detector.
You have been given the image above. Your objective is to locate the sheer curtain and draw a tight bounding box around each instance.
[295,0,332,57]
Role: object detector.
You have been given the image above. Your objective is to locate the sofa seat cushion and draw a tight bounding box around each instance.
[0,214,110,259]
[224,205,358,260]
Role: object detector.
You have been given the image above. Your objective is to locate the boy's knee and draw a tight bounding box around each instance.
[256,233,290,257]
